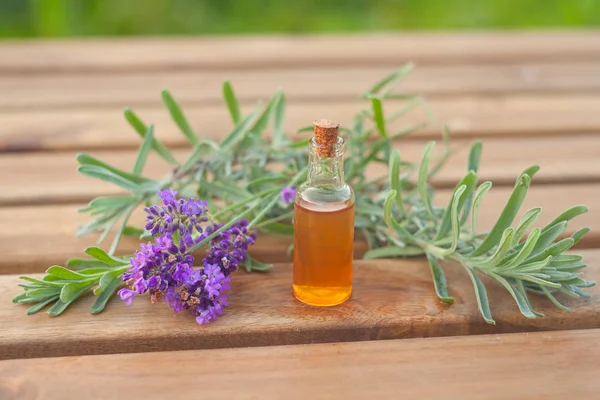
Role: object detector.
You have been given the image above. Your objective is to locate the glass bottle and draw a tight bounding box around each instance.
[293,119,355,306]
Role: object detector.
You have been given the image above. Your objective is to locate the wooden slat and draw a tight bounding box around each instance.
[3,94,600,152]
[0,182,596,275]
[1,330,597,399]
[3,63,600,110]
[1,250,599,360]
[1,31,600,72]
[2,134,599,206]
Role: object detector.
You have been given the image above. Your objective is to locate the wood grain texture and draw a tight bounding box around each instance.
[3,134,599,206]
[1,250,599,360]
[4,63,600,110]
[1,329,597,400]
[3,94,600,152]
[0,182,596,275]
[1,31,600,72]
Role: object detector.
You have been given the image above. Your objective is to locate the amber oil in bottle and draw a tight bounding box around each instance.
[293,119,355,306]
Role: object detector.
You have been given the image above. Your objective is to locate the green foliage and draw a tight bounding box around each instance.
[3,1,600,38]
[14,64,594,323]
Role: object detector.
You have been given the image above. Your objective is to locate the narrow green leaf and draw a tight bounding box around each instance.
[441,185,467,255]
[221,103,264,149]
[436,171,477,240]
[541,286,570,312]
[17,294,59,304]
[123,108,177,165]
[91,274,122,314]
[26,295,60,315]
[363,63,414,97]
[25,288,62,297]
[470,181,492,235]
[249,92,281,135]
[19,276,64,287]
[542,205,588,232]
[243,255,273,272]
[489,273,536,319]
[470,173,531,257]
[472,228,515,268]
[428,126,451,178]
[388,150,405,215]
[516,280,544,317]
[48,283,95,316]
[382,190,395,227]
[460,140,482,223]
[511,256,552,273]
[60,281,96,303]
[123,225,145,238]
[500,228,542,269]
[572,227,590,245]
[222,81,241,124]
[67,258,115,270]
[418,141,436,218]
[525,238,575,264]
[108,205,136,255]
[162,89,199,146]
[295,126,313,134]
[77,153,152,184]
[132,125,155,176]
[522,165,540,179]
[511,207,542,246]
[464,267,495,325]
[287,138,310,149]
[12,293,28,303]
[79,196,137,213]
[259,222,294,236]
[363,246,424,259]
[46,265,90,280]
[528,221,568,257]
[77,166,141,191]
[426,254,454,303]
[370,96,386,137]
[272,92,286,147]
[549,255,583,267]
[85,247,129,266]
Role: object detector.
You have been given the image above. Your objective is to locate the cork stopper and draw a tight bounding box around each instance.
[313,119,339,158]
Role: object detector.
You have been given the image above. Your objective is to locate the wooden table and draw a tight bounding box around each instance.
[1,31,599,399]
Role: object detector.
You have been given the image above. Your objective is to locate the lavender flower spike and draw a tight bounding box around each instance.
[281,186,296,205]
[119,188,256,326]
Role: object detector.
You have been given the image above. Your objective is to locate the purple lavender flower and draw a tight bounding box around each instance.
[204,219,257,276]
[118,288,136,305]
[144,189,209,237]
[281,186,296,205]
[119,188,256,326]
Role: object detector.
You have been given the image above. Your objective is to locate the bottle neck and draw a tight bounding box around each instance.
[306,137,346,189]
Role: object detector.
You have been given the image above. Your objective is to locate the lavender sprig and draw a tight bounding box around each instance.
[118,189,255,325]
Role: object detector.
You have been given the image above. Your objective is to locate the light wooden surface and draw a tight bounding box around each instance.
[2,31,600,71]
[1,329,597,400]
[1,31,599,397]
[2,249,599,360]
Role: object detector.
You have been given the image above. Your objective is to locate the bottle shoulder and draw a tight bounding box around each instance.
[296,182,354,205]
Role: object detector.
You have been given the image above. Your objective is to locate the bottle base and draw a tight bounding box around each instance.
[292,284,352,306]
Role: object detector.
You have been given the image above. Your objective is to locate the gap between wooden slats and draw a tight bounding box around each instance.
[0,330,597,399]
[0,182,596,275]
[3,94,600,152]
[1,31,600,73]
[1,250,599,360]
[2,63,600,110]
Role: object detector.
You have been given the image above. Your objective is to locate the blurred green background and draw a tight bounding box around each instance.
[1,0,599,38]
